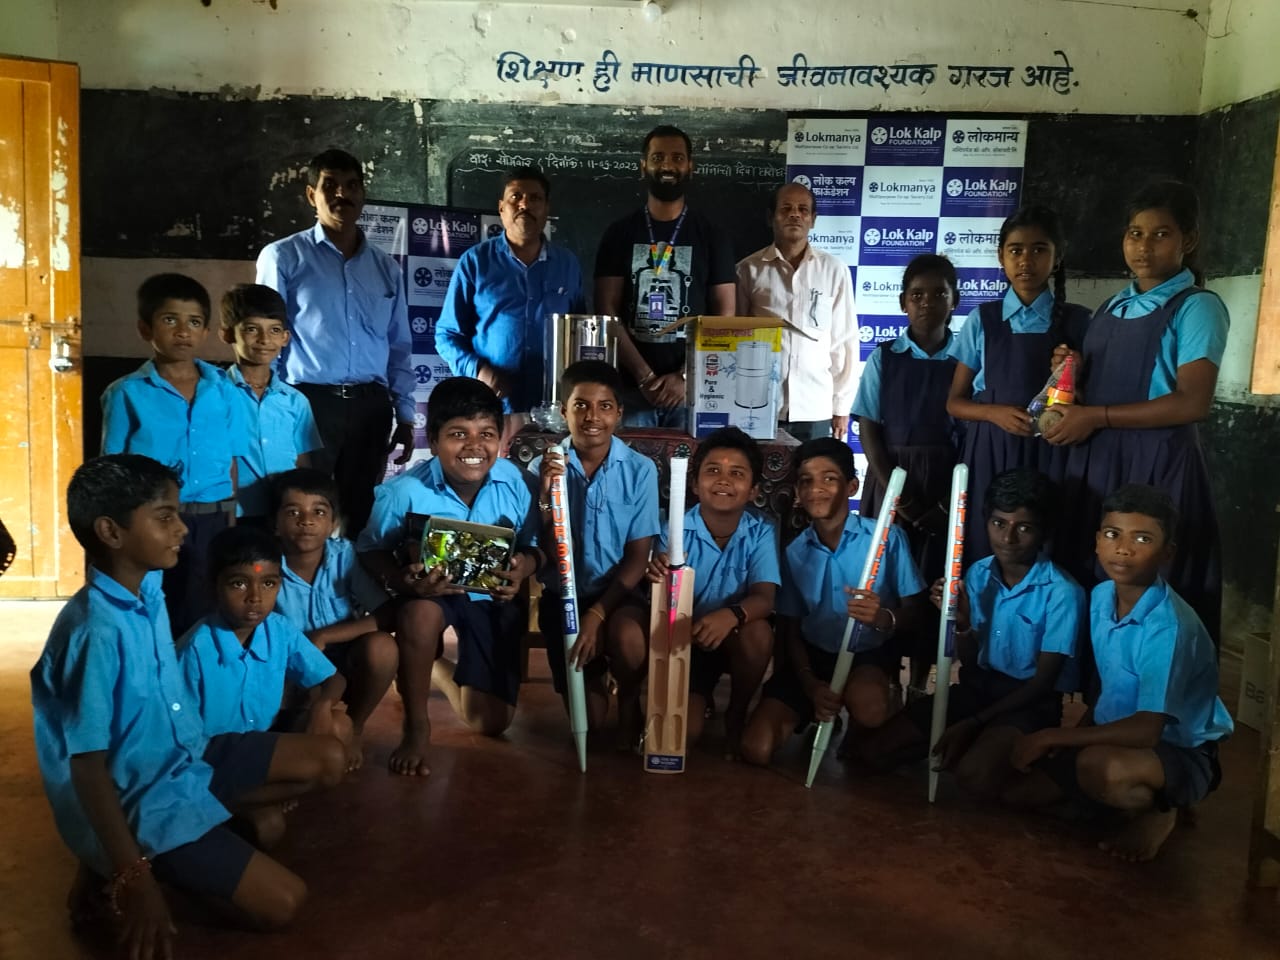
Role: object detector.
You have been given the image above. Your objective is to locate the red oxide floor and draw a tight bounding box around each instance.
[2,602,1277,960]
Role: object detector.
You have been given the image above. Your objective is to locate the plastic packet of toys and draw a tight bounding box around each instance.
[1026,354,1076,437]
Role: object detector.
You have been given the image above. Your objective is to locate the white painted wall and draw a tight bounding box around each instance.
[1201,0,1280,112]
[51,0,1206,115]
[0,0,58,62]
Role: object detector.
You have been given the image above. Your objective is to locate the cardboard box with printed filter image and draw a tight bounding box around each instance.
[659,316,785,440]
[1236,631,1271,732]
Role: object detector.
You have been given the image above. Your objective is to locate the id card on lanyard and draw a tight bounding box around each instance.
[644,206,687,322]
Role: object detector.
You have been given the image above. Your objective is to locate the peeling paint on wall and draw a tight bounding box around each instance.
[0,201,25,269]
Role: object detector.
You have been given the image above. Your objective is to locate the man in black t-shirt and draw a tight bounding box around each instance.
[594,125,736,430]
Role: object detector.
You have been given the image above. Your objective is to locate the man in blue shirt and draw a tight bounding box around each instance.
[256,149,417,538]
[435,167,584,441]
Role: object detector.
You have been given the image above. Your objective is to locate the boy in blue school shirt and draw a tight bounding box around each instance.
[31,456,310,957]
[639,427,779,755]
[740,437,928,770]
[859,468,1084,796]
[272,468,399,769]
[219,284,322,524]
[358,377,540,777]
[179,526,350,819]
[101,273,249,635]
[1010,484,1233,862]
[533,360,660,752]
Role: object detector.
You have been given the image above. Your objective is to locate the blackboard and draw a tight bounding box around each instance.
[426,102,786,280]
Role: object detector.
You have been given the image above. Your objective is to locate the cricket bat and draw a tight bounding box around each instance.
[548,441,589,773]
[928,463,968,802]
[644,456,695,774]
[804,466,907,788]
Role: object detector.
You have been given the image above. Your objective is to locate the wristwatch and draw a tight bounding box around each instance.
[728,603,747,628]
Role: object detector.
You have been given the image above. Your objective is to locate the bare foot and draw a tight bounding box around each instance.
[389,730,432,777]
[1100,808,1177,862]
[347,730,364,772]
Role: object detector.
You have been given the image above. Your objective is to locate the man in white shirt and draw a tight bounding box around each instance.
[735,183,859,441]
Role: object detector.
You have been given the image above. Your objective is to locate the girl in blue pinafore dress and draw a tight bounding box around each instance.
[947,205,1092,566]
[1045,181,1227,646]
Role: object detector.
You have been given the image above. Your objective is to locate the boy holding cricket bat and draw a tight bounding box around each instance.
[740,438,928,768]
[857,468,1084,795]
[357,377,540,777]
[533,360,659,749]
[1007,484,1232,862]
[641,427,779,756]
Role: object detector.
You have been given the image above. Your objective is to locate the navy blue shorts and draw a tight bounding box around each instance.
[537,591,612,697]
[1036,737,1223,810]
[432,594,524,705]
[203,731,280,802]
[152,825,257,902]
[761,640,898,728]
[904,665,1063,737]
[690,645,730,701]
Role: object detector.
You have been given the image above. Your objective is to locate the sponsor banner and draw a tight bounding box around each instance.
[788,118,868,164]
[858,315,910,361]
[855,265,907,317]
[361,204,409,257]
[407,255,457,309]
[861,166,944,217]
[939,167,1023,218]
[808,217,862,266]
[406,211,483,258]
[955,267,1011,315]
[865,119,948,166]
[859,217,939,267]
[786,165,863,216]
[409,309,438,352]
[943,119,1028,168]
[937,217,1006,268]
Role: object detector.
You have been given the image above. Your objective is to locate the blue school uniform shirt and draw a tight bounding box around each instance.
[658,506,782,621]
[851,329,959,422]
[435,234,585,414]
[1090,578,1233,748]
[953,288,1057,395]
[30,568,229,876]
[528,437,660,599]
[276,537,387,632]
[224,365,323,517]
[1099,268,1230,399]
[179,611,336,738]
[965,554,1084,683]
[777,511,925,653]
[358,456,537,599]
[256,223,417,423]
[101,358,249,504]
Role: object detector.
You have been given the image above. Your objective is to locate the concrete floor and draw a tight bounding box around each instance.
[1,599,1277,960]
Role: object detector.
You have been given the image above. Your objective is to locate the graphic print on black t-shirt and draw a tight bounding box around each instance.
[629,242,694,344]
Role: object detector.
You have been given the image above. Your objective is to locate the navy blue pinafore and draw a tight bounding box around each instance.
[860,341,959,582]
[1062,287,1223,645]
[960,300,1090,564]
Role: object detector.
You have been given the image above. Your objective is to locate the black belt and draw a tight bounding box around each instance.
[179,498,236,516]
[298,382,387,400]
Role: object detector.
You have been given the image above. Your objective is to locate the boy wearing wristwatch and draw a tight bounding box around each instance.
[639,427,779,757]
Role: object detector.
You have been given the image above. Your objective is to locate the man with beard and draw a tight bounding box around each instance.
[436,167,584,444]
[256,149,416,537]
[736,182,859,441]
[594,126,736,430]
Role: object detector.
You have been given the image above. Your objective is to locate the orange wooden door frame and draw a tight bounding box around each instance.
[0,57,82,598]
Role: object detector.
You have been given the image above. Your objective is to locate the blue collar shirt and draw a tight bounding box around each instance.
[357,456,537,600]
[777,511,926,653]
[660,506,781,621]
[179,611,336,738]
[276,537,388,633]
[954,288,1055,394]
[100,358,249,503]
[225,365,323,517]
[851,328,958,422]
[435,233,585,414]
[1090,578,1233,747]
[256,223,417,423]
[31,568,228,876]
[965,553,1084,684]
[528,436,660,599]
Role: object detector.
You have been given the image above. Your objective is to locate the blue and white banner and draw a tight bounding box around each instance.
[359,202,496,469]
[786,114,1027,497]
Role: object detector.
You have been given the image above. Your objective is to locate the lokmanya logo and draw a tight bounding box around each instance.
[868,179,937,197]
[794,129,863,145]
[871,124,944,146]
[413,266,452,289]
[411,316,432,335]
[861,278,899,293]
[952,130,967,144]
[414,364,434,385]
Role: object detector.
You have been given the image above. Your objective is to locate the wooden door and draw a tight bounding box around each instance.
[0,58,81,598]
